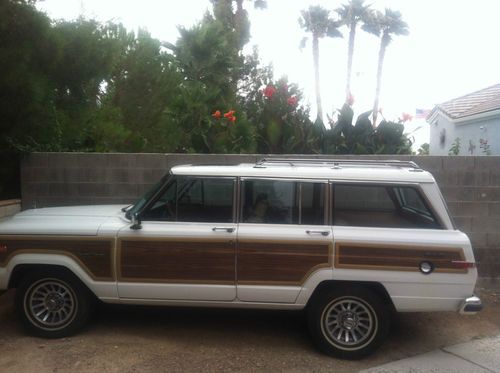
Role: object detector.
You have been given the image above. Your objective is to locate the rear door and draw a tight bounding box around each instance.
[236,178,333,303]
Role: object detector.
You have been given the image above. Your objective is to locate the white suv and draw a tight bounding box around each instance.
[0,158,481,359]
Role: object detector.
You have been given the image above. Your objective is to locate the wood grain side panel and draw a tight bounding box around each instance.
[237,242,331,284]
[0,237,113,280]
[120,240,235,283]
[335,243,466,273]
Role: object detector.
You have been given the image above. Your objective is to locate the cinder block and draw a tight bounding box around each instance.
[49,183,70,197]
[442,157,475,170]
[448,202,489,217]
[33,168,50,183]
[490,171,500,186]
[468,233,488,248]
[46,152,79,168]
[471,217,500,233]
[475,156,500,170]
[23,183,49,197]
[474,187,500,202]
[134,154,167,169]
[82,168,107,182]
[486,233,500,248]
[77,183,109,197]
[106,169,131,183]
[106,153,137,168]
[109,183,139,198]
[440,187,475,202]
[141,169,165,184]
[26,153,49,168]
[411,156,443,172]
[77,153,108,169]
[453,217,473,232]
[474,247,500,278]
[489,203,500,216]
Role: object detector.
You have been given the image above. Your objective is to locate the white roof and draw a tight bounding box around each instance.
[171,163,435,183]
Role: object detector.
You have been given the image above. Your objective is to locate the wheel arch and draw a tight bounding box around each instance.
[306,280,396,312]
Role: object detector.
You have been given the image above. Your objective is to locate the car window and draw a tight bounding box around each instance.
[142,177,234,223]
[241,179,326,225]
[333,184,441,229]
[242,179,298,224]
[300,182,326,225]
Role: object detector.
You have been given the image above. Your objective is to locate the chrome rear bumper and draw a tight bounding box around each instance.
[459,295,483,315]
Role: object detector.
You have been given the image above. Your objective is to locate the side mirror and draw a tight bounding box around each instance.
[130,212,142,230]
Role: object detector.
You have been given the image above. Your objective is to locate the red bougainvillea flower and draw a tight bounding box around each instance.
[229,116,236,123]
[401,112,413,122]
[262,85,276,98]
[347,93,355,106]
[212,110,221,119]
[287,96,298,106]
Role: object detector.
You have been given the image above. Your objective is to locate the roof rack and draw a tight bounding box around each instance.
[255,158,421,170]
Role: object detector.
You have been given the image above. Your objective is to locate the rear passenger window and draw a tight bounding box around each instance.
[241,180,326,225]
[333,184,441,229]
[242,180,298,224]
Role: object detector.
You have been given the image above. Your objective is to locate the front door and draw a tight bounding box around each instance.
[117,176,237,301]
[237,179,333,303]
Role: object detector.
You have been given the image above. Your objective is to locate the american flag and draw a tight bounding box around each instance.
[415,108,431,119]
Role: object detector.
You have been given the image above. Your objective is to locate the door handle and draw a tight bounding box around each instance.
[306,230,330,236]
[212,227,235,233]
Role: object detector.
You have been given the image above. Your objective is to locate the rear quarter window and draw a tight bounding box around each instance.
[333,184,442,229]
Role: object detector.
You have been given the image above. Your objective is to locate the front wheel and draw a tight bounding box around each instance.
[307,286,390,359]
[15,270,92,338]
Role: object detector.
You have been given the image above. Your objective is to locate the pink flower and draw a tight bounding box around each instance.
[287,96,298,106]
[212,110,221,119]
[262,85,277,98]
[400,112,413,123]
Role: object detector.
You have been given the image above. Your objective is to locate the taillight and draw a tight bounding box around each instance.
[451,260,476,269]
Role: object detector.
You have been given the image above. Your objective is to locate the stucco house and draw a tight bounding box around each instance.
[427,83,500,155]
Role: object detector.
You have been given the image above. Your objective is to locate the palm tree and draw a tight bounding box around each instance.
[299,6,342,122]
[336,0,372,102]
[363,8,409,125]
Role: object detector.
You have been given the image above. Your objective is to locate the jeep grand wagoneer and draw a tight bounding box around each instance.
[0,159,481,359]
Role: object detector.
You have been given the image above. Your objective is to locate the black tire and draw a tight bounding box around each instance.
[307,286,390,359]
[15,270,92,338]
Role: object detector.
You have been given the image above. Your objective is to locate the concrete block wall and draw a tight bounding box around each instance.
[20,153,500,278]
[0,199,21,219]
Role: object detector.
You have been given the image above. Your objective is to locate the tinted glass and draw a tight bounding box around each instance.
[333,184,440,229]
[242,180,298,224]
[301,182,326,225]
[177,178,234,222]
[142,177,234,223]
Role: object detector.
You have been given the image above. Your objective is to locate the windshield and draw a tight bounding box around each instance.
[125,173,171,220]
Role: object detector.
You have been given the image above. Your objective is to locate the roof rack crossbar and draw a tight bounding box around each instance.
[256,158,420,169]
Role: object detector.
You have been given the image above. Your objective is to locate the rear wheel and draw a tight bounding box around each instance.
[307,286,390,359]
[15,270,92,338]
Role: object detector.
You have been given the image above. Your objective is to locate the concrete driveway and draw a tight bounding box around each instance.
[0,286,499,372]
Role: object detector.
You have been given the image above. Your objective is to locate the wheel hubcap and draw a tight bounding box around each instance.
[26,280,76,329]
[323,298,374,347]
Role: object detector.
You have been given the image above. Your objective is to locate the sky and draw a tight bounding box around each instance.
[37,0,500,149]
